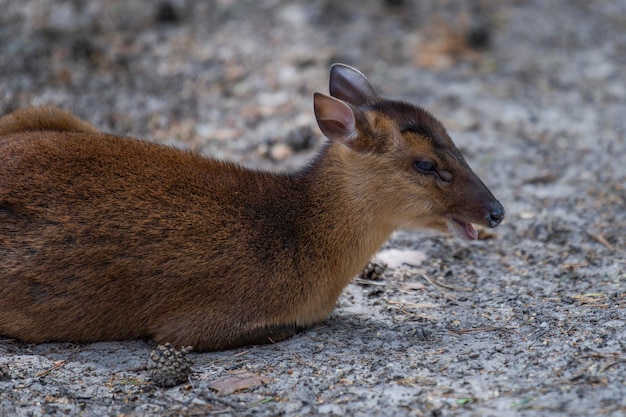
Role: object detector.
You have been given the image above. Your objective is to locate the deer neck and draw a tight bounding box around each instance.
[290,143,395,320]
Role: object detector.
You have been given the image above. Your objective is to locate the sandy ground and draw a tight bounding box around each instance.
[1,0,625,416]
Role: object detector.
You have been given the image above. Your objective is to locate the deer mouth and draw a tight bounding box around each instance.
[448,217,478,240]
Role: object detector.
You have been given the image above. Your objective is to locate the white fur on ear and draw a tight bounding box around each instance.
[313,92,357,145]
[329,64,377,105]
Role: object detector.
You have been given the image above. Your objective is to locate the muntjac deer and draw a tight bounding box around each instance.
[0,64,504,351]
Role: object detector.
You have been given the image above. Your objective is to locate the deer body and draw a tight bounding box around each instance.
[0,65,503,351]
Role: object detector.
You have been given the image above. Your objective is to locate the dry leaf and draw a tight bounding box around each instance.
[477,228,497,240]
[412,14,482,70]
[208,371,271,396]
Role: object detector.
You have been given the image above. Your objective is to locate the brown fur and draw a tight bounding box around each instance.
[0,106,100,135]
[0,64,503,351]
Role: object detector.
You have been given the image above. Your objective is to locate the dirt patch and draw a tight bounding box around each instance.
[1,0,625,416]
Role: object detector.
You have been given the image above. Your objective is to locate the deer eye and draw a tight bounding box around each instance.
[412,159,452,183]
[413,160,435,173]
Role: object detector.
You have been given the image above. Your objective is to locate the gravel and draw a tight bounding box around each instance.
[1,0,625,416]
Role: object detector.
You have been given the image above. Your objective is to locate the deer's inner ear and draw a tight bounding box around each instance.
[313,93,357,145]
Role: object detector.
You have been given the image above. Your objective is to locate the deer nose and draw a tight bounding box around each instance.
[486,202,505,228]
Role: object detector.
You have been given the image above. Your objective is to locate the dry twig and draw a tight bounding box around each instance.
[35,360,67,378]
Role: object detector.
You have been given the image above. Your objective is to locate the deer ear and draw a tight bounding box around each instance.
[329,63,377,105]
[314,92,357,145]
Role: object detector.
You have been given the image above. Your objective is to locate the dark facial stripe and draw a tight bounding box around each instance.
[366,100,448,147]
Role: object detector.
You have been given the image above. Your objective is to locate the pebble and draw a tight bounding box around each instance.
[269,143,294,160]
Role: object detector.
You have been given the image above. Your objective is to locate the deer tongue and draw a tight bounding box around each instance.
[449,218,478,240]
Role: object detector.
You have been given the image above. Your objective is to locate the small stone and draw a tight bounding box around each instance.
[71,38,95,62]
[466,20,491,50]
[285,125,315,151]
[384,0,405,7]
[270,143,294,161]
[155,1,180,23]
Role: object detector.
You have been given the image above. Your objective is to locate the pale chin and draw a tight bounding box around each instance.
[447,218,478,240]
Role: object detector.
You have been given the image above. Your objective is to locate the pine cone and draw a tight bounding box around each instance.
[359,259,388,281]
[149,343,193,387]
